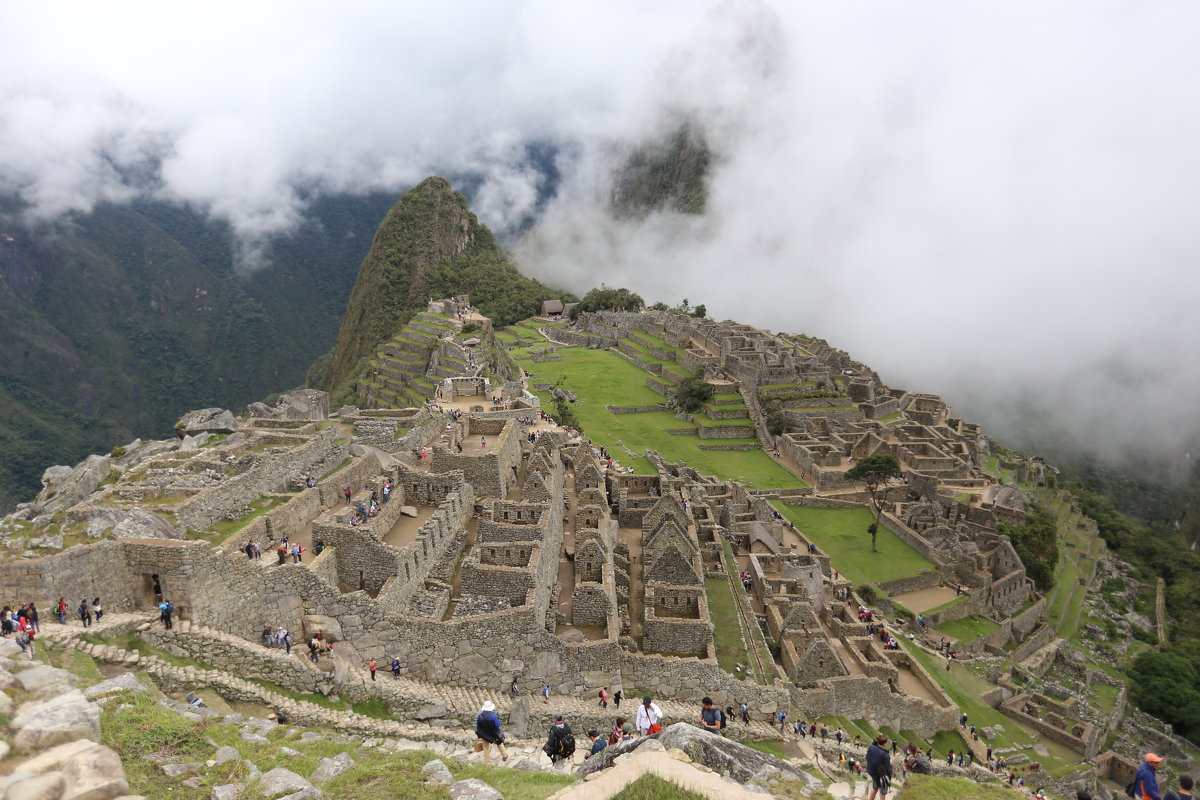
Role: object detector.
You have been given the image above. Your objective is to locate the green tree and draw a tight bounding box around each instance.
[692,304,706,318]
[568,285,644,320]
[845,453,901,551]
[997,504,1059,590]
[674,368,715,414]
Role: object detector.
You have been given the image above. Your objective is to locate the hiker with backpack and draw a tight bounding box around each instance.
[159,599,174,629]
[867,735,894,800]
[544,714,575,767]
[475,700,508,763]
[699,696,726,736]
[77,599,92,627]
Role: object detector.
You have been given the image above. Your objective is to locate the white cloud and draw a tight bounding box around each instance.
[3,0,1199,465]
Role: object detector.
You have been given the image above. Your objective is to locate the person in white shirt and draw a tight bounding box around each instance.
[635,696,663,735]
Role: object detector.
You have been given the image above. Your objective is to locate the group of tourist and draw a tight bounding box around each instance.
[343,480,393,526]
[1,603,38,657]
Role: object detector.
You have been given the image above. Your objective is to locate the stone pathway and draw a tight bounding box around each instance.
[35,612,787,744]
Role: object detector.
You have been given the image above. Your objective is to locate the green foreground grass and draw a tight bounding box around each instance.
[103,691,573,800]
[770,503,935,585]
[513,345,802,489]
[896,774,1015,800]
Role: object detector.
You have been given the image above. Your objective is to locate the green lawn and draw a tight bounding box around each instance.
[935,615,1000,643]
[515,346,802,489]
[770,504,934,585]
[897,775,1015,800]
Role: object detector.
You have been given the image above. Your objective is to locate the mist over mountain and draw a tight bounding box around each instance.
[3,0,1200,488]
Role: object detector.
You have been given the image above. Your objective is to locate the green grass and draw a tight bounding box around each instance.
[515,345,803,489]
[770,503,935,585]
[745,739,788,759]
[875,411,903,423]
[896,774,1014,800]
[609,775,708,800]
[934,615,1000,643]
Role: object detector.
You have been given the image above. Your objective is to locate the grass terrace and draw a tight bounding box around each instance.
[513,344,803,488]
[934,615,1000,643]
[769,503,935,585]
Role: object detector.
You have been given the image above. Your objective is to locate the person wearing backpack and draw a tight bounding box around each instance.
[77,599,92,628]
[867,735,894,800]
[699,697,724,736]
[543,714,575,767]
[1132,753,1164,800]
[475,700,508,763]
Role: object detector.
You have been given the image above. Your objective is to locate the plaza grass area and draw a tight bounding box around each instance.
[513,345,803,489]
[934,615,1000,643]
[769,503,934,586]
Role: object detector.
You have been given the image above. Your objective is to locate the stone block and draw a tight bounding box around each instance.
[12,691,101,752]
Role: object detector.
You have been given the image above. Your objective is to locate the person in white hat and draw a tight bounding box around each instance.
[475,700,508,762]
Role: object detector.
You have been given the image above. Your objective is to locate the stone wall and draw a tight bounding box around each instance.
[171,428,339,530]
[794,675,958,738]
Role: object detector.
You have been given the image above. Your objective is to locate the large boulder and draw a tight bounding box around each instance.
[176,408,241,437]
[80,507,183,540]
[576,723,801,784]
[11,690,101,752]
[448,779,503,800]
[309,752,354,783]
[302,615,343,642]
[256,767,318,799]
[38,455,111,514]
[273,390,330,421]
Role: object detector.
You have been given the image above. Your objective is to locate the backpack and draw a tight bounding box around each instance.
[719,710,727,730]
[166,602,175,614]
[1125,780,1136,798]
[559,732,576,757]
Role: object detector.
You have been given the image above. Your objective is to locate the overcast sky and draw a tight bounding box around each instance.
[3,1,1199,468]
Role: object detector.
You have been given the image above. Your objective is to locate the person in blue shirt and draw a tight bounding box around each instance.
[866,735,894,800]
[587,729,607,757]
[1134,753,1164,800]
[474,701,508,763]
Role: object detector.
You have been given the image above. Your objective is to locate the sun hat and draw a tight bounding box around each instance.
[481,700,496,712]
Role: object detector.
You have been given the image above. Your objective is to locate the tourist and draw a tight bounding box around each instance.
[252,540,262,560]
[613,688,622,708]
[946,750,954,766]
[369,658,377,681]
[78,599,92,627]
[245,541,255,559]
[835,728,843,746]
[777,710,788,733]
[599,687,608,708]
[291,542,303,563]
[306,475,315,489]
[277,544,288,565]
[699,697,724,736]
[391,658,400,678]
[1133,753,1164,800]
[27,603,38,633]
[542,684,550,704]
[314,536,325,556]
[476,701,508,762]
[91,597,103,622]
[587,729,607,758]
[544,714,575,767]
[610,717,632,745]
[1166,774,1193,799]
[635,696,663,736]
[740,702,750,725]
[343,487,352,504]
[282,632,293,655]
[159,599,174,629]
[510,678,519,697]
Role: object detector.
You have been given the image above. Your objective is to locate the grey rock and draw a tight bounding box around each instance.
[0,637,24,658]
[81,506,183,540]
[576,723,796,784]
[12,690,101,752]
[297,732,323,743]
[400,506,418,517]
[84,672,147,699]
[4,772,66,800]
[278,747,302,757]
[256,768,317,799]
[507,756,545,772]
[162,762,202,777]
[38,455,112,514]
[29,533,63,550]
[333,405,358,417]
[413,704,447,721]
[0,773,34,796]
[41,465,74,490]
[214,746,240,764]
[278,791,322,800]
[507,696,530,739]
[179,433,212,450]
[176,408,241,437]
[241,732,270,744]
[248,402,275,418]
[60,742,130,800]
[302,615,343,642]
[273,390,330,421]
[15,664,75,692]
[310,752,354,783]
[212,785,241,800]
[448,778,503,800]
[421,759,453,785]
